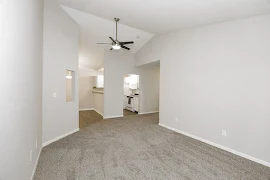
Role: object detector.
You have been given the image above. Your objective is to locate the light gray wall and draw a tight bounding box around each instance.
[104,51,160,118]
[0,0,44,179]
[79,76,94,110]
[42,0,79,144]
[93,92,104,116]
[139,67,160,113]
[135,15,270,164]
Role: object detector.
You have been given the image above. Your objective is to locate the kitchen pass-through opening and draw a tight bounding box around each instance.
[123,74,139,116]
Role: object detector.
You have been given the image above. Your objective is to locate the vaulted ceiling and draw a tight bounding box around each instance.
[58,0,270,71]
[58,0,270,34]
[60,6,153,71]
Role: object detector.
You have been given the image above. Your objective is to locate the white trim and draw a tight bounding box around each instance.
[31,147,42,180]
[79,108,94,111]
[79,108,104,117]
[94,109,104,117]
[138,111,159,115]
[42,128,79,147]
[159,123,270,168]
[104,115,123,119]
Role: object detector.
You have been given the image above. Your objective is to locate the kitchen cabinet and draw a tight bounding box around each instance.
[133,97,139,112]
[125,96,133,111]
[129,83,137,89]
[129,75,139,89]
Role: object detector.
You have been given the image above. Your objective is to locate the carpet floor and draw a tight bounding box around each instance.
[34,113,270,180]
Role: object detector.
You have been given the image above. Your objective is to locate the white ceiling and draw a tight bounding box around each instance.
[61,6,154,70]
[58,0,270,34]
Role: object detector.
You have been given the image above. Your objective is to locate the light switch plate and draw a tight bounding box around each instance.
[222,130,227,137]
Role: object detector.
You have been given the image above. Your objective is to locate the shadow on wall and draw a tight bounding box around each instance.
[136,61,160,114]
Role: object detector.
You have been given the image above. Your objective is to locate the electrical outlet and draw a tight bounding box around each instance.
[36,140,38,149]
[30,150,32,162]
[175,117,179,122]
[53,92,57,98]
[222,130,227,137]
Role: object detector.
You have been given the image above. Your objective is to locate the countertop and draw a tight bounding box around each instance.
[126,95,139,98]
[92,90,104,94]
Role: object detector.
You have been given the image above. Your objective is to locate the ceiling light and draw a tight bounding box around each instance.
[112,43,121,50]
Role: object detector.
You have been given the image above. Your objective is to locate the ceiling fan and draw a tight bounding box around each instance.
[97,18,134,51]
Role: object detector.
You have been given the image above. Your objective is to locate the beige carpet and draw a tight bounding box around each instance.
[34,113,270,180]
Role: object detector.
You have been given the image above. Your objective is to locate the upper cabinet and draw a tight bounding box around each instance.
[129,75,139,89]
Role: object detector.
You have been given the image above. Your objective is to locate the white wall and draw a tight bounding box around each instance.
[135,15,270,165]
[93,92,104,116]
[79,76,104,114]
[0,0,44,179]
[139,67,160,113]
[43,0,79,144]
[79,76,95,110]
[104,51,160,118]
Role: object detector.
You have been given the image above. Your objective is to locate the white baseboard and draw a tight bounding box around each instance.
[138,111,159,115]
[159,123,270,168]
[42,128,79,147]
[31,146,42,180]
[79,108,94,111]
[93,109,104,117]
[104,115,123,119]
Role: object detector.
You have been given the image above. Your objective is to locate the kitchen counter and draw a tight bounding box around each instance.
[126,95,139,98]
[92,90,104,94]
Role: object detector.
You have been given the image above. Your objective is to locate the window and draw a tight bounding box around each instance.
[96,75,104,88]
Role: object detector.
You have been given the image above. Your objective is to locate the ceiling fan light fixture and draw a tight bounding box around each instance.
[112,43,121,50]
[97,18,134,51]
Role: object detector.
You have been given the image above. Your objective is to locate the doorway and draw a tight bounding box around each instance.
[123,74,140,116]
[79,71,104,129]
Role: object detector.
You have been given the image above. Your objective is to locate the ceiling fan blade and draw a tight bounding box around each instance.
[97,43,111,44]
[120,41,134,45]
[121,45,130,50]
[109,37,116,43]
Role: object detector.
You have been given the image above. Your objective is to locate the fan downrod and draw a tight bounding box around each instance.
[114,18,120,22]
